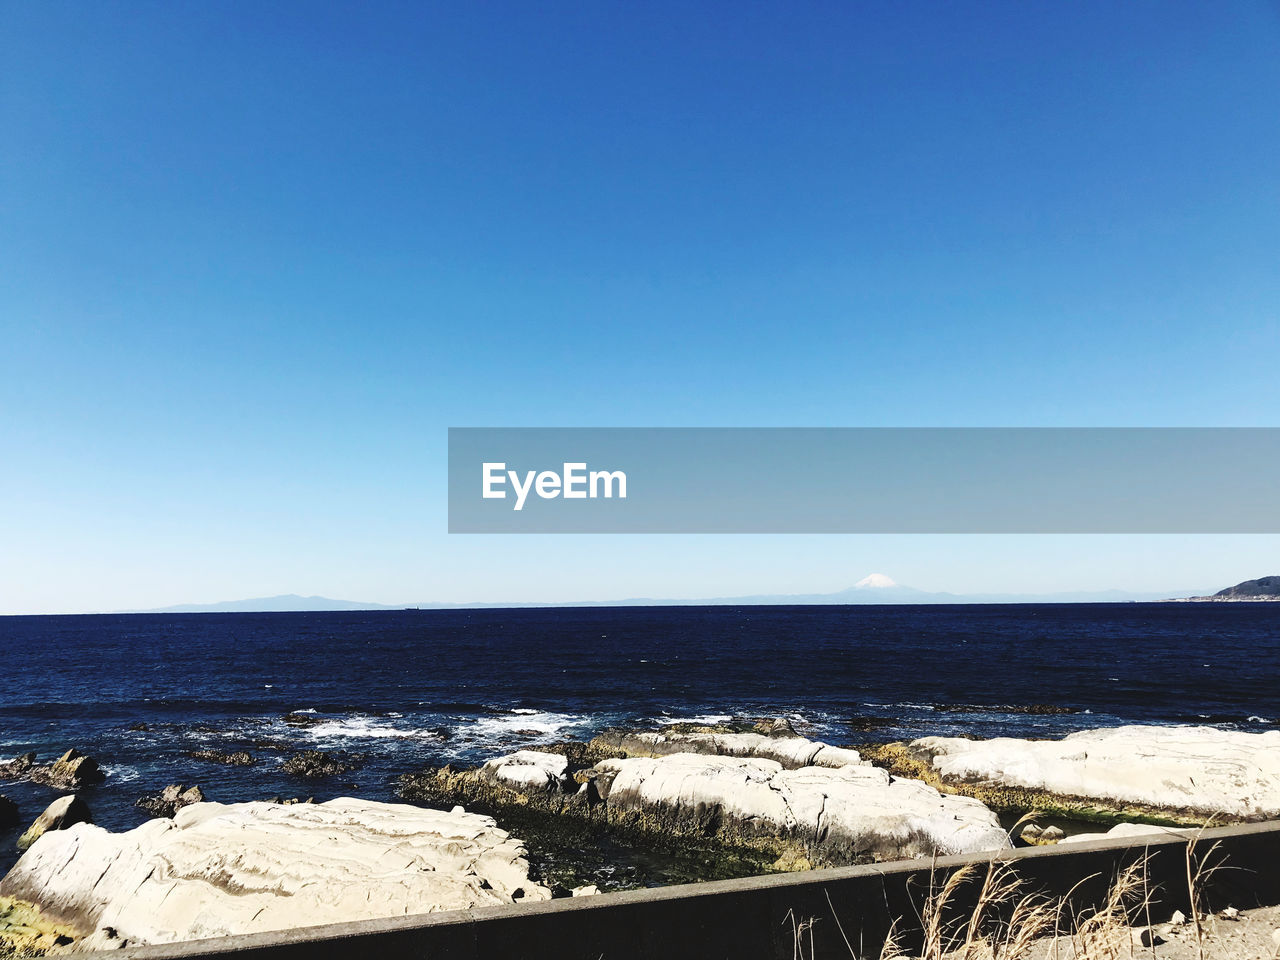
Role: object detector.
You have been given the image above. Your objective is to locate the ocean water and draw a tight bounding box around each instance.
[1,603,1277,873]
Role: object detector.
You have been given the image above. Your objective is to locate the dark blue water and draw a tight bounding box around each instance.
[1,603,1277,871]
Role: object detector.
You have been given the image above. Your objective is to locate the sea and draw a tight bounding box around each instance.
[1,603,1277,875]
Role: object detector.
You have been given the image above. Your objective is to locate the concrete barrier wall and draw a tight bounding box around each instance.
[102,822,1280,960]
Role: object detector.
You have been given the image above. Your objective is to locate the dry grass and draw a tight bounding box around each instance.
[790,826,1271,960]
[872,859,1060,960]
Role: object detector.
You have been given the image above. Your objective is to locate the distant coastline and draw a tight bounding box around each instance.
[119,583,1214,615]
[60,574,1273,616]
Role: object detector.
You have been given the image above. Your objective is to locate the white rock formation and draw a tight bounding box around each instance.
[593,753,1009,860]
[1059,822,1182,845]
[17,794,91,851]
[0,798,548,949]
[479,750,569,792]
[599,730,864,770]
[911,725,1280,818]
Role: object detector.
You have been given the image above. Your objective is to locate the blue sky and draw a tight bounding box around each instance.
[3,2,1278,614]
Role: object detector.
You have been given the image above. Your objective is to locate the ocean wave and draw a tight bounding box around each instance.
[860,701,938,712]
[301,715,444,742]
[651,713,734,726]
[101,764,140,783]
[645,709,826,730]
[456,710,588,748]
[416,701,505,715]
[1170,712,1278,728]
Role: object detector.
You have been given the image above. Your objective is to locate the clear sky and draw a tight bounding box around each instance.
[3,2,1278,614]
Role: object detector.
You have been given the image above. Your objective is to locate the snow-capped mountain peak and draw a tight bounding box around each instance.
[854,573,898,589]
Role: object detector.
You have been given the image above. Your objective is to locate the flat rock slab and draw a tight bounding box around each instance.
[595,730,864,770]
[911,725,1280,818]
[0,797,549,949]
[595,754,1010,860]
[1059,822,1181,845]
[480,750,570,792]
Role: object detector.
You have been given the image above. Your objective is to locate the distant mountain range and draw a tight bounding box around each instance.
[140,595,397,613]
[128,574,1215,613]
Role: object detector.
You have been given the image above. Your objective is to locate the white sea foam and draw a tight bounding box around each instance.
[303,715,443,742]
[866,702,937,712]
[651,713,734,726]
[651,710,819,728]
[101,764,140,783]
[458,711,587,748]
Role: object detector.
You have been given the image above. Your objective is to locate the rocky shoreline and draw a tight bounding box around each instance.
[399,719,1010,875]
[3,717,1279,954]
[396,719,1280,884]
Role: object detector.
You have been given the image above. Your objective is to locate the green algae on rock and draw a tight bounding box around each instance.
[17,797,92,853]
[398,733,1010,892]
[858,740,1214,829]
[397,761,816,892]
[0,896,78,957]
